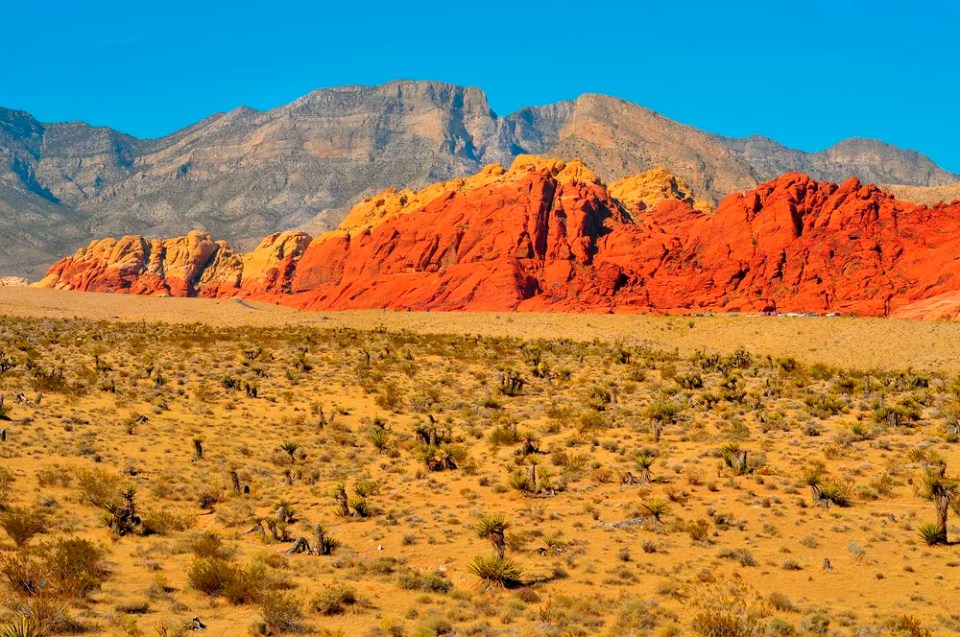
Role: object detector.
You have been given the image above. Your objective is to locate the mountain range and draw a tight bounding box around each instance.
[36,156,960,319]
[3,79,959,278]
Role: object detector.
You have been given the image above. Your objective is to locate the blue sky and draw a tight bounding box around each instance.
[3,1,959,171]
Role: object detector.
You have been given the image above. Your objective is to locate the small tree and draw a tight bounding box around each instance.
[646,401,680,443]
[315,523,339,555]
[332,484,350,517]
[636,453,655,483]
[477,514,508,559]
[919,464,959,545]
[279,441,301,461]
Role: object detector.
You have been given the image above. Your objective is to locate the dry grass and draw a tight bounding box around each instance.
[0,290,957,634]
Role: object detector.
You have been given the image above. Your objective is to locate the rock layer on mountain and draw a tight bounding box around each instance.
[3,80,958,278]
[37,158,960,318]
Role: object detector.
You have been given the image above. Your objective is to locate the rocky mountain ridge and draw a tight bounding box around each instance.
[3,80,958,278]
[37,157,960,319]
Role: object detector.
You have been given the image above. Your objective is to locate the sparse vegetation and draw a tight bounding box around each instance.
[0,310,954,634]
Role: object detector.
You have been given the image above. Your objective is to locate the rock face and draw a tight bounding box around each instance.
[36,158,960,318]
[3,80,958,278]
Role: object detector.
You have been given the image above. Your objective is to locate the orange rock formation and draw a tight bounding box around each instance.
[35,158,960,318]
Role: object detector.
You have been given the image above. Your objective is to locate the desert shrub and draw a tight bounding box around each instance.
[887,615,933,637]
[188,558,241,597]
[489,423,521,446]
[45,538,105,598]
[398,570,453,594]
[467,555,523,590]
[74,467,123,509]
[375,381,405,411]
[767,618,795,637]
[311,584,360,615]
[34,467,72,489]
[608,598,673,636]
[767,592,795,612]
[187,557,275,605]
[687,519,712,543]
[0,467,15,507]
[223,563,268,605]
[803,394,846,418]
[2,538,105,600]
[0,507,47,547]
[0,618,45,637]
[798,613,830,635]
[717,548,757,567]
[691,581,768,637]
[140,510,192,536]
[190,531,232,559]
[258,592,304,634]
[413,616,454,637]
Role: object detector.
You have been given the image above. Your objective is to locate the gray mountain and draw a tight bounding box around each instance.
[1,80,957,278]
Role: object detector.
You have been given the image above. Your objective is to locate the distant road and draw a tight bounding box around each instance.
[235,299,261,311]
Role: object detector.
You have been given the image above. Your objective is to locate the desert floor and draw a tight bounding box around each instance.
[0,288,958,637]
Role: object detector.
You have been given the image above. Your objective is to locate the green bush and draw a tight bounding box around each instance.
[918,522,946,546]
[467,555,523,590]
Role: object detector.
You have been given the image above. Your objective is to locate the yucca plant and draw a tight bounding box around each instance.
[467,555,523,591]
[0,619,45,637]
[476,514,509,559]
[368,427,388,454]
[508,471,535,495]
[279,441,301,460]
[818,480,852,508]
[719,443,750,475]
[919,466,958,544]
[642,498,670,523]
[349,497,370,518]
[635,453,654,483]
[919,522,947,546]
[803,466,824,504]
[314,523,339,556]
[645,400,680,442]
[331,484,350,517]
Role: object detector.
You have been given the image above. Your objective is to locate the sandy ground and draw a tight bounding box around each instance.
[1,288,960,635]
[2,287,959,373]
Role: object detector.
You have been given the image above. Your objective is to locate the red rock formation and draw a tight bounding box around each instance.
[35,158,960,318]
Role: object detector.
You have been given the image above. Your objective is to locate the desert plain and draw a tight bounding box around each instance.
[0,288,958,637]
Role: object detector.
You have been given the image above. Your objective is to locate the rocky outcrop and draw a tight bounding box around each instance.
[3,80,958,279]
[35,158,960,318]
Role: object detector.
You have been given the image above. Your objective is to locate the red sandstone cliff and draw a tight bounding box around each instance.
[35,156,960,317]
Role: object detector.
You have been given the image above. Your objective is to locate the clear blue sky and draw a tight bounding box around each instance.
[3,0,958,171]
